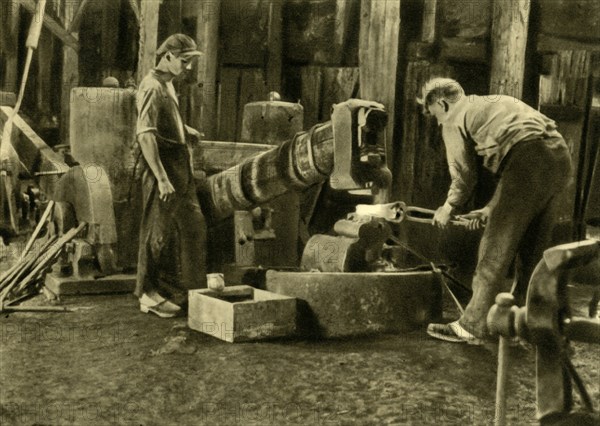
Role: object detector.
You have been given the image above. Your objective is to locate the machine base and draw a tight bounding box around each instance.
[265,271,443,338]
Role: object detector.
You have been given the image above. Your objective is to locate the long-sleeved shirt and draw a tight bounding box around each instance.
[440,94,565,208]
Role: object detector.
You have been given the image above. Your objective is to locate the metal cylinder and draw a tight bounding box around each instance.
[206,122,334,220]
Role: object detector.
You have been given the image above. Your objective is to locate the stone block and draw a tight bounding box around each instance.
[188,285,296,343]
[265,271,442,338]
[45,273,136,295]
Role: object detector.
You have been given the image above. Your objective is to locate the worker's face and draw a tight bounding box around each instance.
[165,52,196,76]
[423,99,447,122]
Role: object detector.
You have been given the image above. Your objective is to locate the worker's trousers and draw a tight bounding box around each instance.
[459,137,572,338]
[134,169,207,302]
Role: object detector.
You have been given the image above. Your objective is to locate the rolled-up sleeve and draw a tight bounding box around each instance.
[442,124,477,208]
[136,84,160,136]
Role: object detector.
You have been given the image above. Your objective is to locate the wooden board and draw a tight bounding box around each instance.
[283,0,342,65]
[137,0,161,82]
[218,67,241,141]
[180,0,221,139]
[238,69,268,140]
[396,60,452,204]
[438,0,491,63]
[157,0,182,44]
[439,0,491,40]
[300,66,323,128]
[489,0,530,98]
[266,0,283,92]
[319,67,359,122]
[538,0,600,45]
[1,1,20,93]
[539,51,592,238]
[61,0,79,144]
[583,67,600,224]
[220,0,269,66]
[359,0,401,174]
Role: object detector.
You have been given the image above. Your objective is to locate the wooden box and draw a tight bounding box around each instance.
[188,285,296,343]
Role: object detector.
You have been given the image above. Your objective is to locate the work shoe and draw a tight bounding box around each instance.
[139,293,181,318]
[426,320,483,345]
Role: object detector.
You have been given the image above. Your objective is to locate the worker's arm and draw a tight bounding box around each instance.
[459,179,501,229]
[136,83,175,202]
[184,124,203,140]
[138,132,175,202]
[433,124,477,228]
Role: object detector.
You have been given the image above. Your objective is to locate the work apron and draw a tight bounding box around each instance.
[134,140,207,301]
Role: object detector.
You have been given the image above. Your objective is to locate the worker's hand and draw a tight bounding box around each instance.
[185,125,204,142]
[157,178,175,202]
[433,203,454,229]
[459,206,490,230]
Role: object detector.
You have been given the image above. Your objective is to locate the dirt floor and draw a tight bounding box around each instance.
[1,241,599,425]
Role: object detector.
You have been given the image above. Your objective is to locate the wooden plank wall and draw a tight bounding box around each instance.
[539,51,593,240]
[217,0,361,141]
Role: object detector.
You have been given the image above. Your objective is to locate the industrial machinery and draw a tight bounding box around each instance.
[488,239,600,426]
[0,89,396,288]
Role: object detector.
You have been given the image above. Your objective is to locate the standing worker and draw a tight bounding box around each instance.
[419,78,572,343]
[135,34,206,318]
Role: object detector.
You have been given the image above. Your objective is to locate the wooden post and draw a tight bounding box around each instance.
[265,0,282,93]
[61,0,79,144]
[489,0,531,98]
[301,66,323,129]
[334,0,355,64]
[359,0,401,173]
[37,27,54,118]
[189,0,220,139]
[421,0,437,44]
[137,0,162,83]
[3,1,21,93]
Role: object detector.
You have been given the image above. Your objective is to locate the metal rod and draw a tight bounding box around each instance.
[494,336,510,426]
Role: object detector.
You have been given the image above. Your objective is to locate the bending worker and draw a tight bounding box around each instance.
[134,34,207,318]
[420,78,572,343]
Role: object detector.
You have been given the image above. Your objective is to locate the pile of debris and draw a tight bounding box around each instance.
[0,201,85,312]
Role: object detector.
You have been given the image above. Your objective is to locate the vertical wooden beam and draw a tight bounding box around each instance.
[320,67,360,122]
[137,0,162,82]
[61,0,79,144]
[421,0,437,44]
[300,66,323,129]
[489,0,530,98]
[333,0,355,64]
[190,0,220,139]
[37,29,54,116]
[359,0,401,171]
[101,0,121,79]
[158,0,183,44]
[3,0,21,93]
[266,0,282,93]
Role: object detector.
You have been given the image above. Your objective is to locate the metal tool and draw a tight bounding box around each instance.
[356,202,472,227]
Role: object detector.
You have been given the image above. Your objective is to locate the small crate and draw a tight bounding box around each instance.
[188,285,296,343]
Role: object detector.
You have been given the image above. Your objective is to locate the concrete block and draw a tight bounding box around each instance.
[188,285,296,343]
[265,271,442,338]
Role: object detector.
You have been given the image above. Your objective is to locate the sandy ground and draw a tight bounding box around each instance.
[0,241,599,425]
